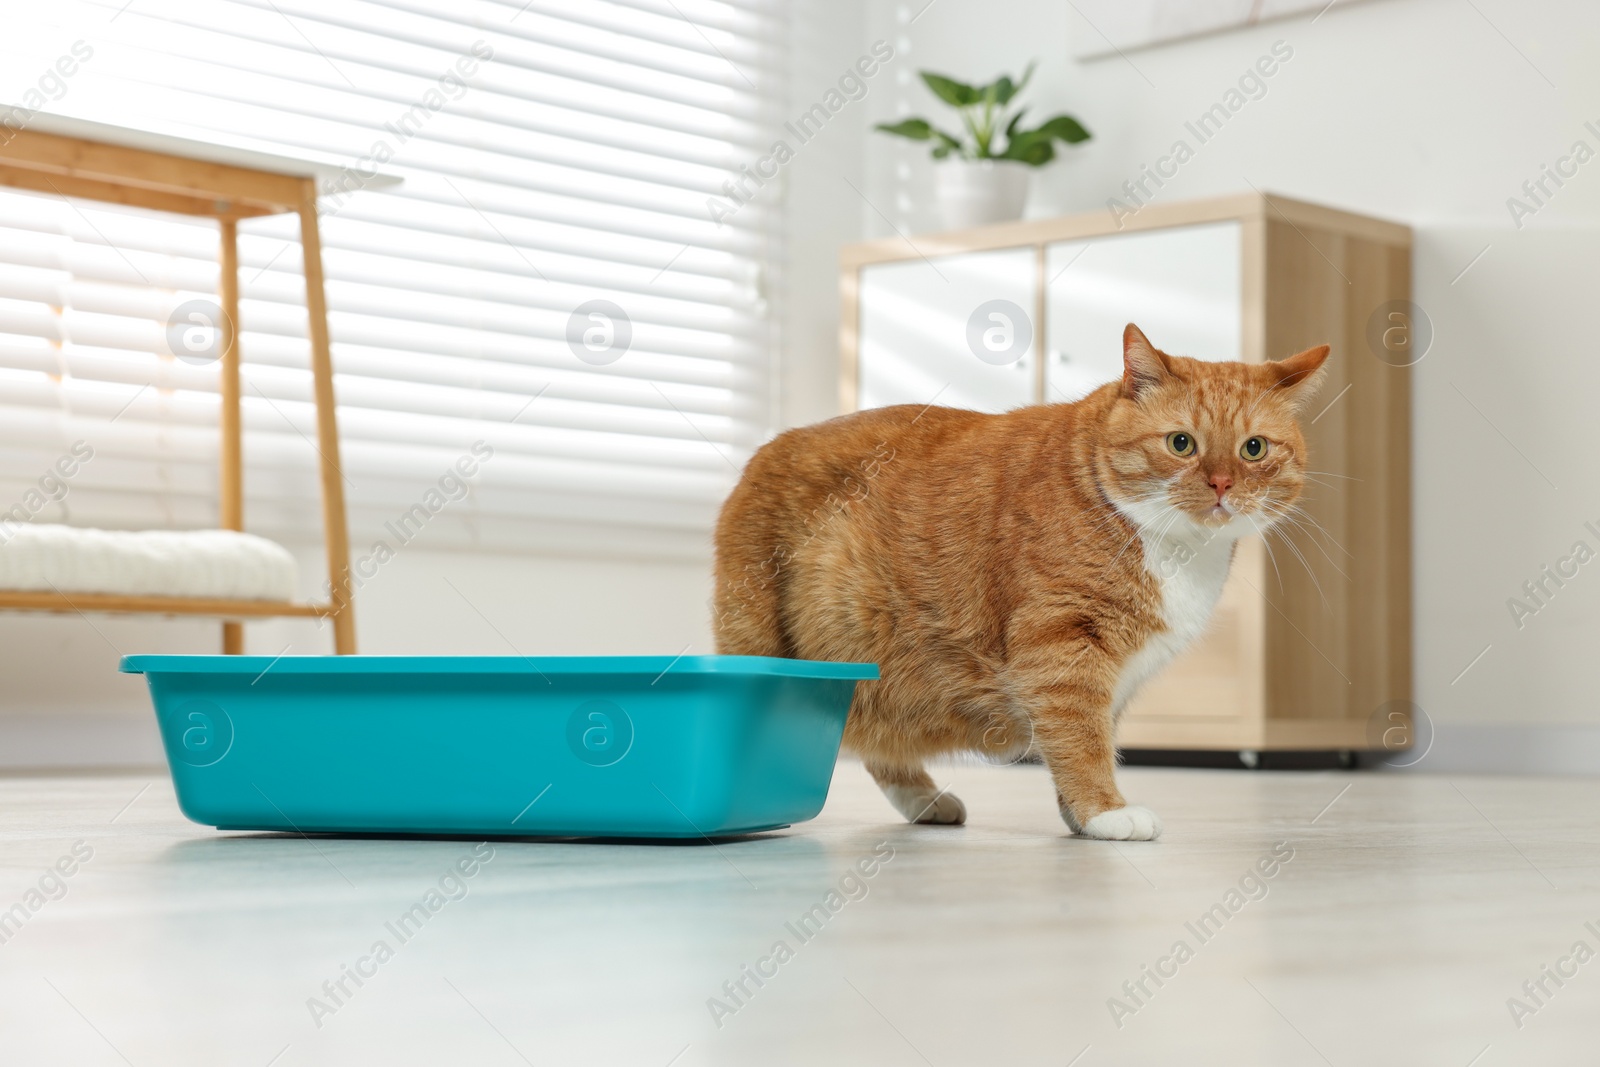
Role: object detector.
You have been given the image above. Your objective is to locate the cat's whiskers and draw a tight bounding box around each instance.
[1260,498,1354,561]
[1262,512,1352,586]
[1230,486,1272,524]
[1145,508,1182,551]
[1276,528,1333,612]
[1080,488,1167,540]
[1305,515,1354,561]
[1157,500,1195,544]
[1151,508,1194,561]
[1234,493,1340,604]
[1107,501,1178,569]
[1253,502,1336,610]
[1106,518,1155,569]
[1257,499,1318,543]
[1113,486,1225,576]
[1082,496,1150,537]
[1247,512,1287,592]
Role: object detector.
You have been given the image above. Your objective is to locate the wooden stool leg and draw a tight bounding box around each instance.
[297,188,357,654]
[219,218,245,656]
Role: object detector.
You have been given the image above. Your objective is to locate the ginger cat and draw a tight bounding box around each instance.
[713,325,1328,840]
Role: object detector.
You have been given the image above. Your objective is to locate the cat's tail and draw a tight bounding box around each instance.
[710,450,795,658]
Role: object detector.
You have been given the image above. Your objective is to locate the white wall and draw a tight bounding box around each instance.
[820,0,1600,772]
[778,1,873,427]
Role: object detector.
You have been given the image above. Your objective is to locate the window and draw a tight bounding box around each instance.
[0,0,784,560]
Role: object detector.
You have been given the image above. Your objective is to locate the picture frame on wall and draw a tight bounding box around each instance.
[1070,0,1387,58]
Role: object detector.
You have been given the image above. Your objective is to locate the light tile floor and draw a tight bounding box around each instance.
[1,761,1597,1066]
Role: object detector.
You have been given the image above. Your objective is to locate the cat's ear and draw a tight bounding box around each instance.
[1121,323,1172,400]
[1267,344,1331,412]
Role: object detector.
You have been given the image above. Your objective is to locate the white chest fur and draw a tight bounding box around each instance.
[1109,521,1239,716]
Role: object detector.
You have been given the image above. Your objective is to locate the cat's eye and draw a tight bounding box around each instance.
[1241,436,1268,461]
[1165,431,1196,457]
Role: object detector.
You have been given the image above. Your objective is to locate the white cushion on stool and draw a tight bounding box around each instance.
[0,524,298,601]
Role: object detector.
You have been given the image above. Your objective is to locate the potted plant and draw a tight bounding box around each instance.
[876,63,1091,230]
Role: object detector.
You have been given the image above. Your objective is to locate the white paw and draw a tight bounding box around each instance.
[1080,805,1163,841]
[886,785,967,825]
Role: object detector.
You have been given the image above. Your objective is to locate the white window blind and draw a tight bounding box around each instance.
[0,0,783,561]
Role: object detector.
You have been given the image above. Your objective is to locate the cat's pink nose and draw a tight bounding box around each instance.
[1208,473,1232,502]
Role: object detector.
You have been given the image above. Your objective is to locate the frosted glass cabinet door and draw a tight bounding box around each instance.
[859,248,1036,413]
[1045,221,1242,403]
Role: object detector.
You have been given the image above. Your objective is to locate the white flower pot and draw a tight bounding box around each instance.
[934,159,1031,230]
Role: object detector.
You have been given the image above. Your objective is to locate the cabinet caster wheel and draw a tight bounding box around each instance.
[1238,749,1260,769]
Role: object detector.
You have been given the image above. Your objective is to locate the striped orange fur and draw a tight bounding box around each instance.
[713,324,1328,839]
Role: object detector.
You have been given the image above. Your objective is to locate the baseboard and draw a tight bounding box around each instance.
[1122,748,1352,771]
[0,714,165,771]
[1368,723,1600,776]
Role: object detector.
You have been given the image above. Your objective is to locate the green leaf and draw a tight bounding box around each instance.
[875,118,937,141]
[998,130,1056,166]
[1016,141,1057,166]
[935,131,965,160]
[920,71,980,107]
[993,61,1036,106]
[1003,108,1028,141]
[877,117,966,160]
[1036,114,1091,144]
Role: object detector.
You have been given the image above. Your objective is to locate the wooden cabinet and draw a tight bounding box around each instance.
[839,192,1412,753]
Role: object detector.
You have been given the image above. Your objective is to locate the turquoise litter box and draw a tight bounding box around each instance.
[120,655,878,840]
